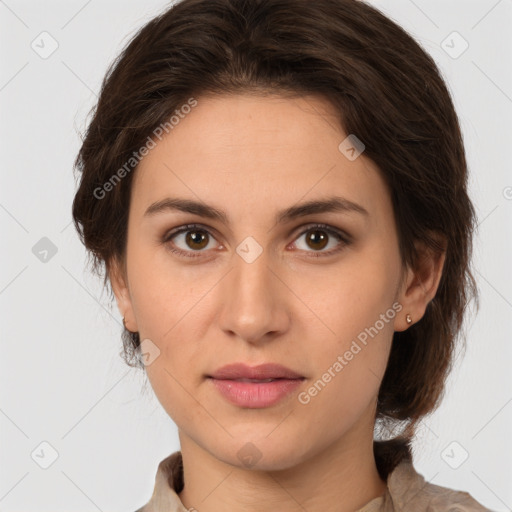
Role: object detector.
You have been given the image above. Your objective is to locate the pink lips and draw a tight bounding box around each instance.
[207,363,305,408]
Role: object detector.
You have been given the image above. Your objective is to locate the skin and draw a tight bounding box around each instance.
[110,93,445,512]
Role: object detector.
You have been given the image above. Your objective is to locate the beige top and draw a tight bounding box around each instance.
[135,450,493,511]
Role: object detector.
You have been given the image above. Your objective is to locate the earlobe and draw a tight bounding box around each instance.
[395,236,447,332]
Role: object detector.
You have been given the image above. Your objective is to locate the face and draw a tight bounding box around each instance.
[111,93,420,471]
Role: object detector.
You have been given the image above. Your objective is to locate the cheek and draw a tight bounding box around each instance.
[296,269,397,430]
[302,248,400,341]
[126,238,206,335]
[126,244,220,392]
[297,249,400,394]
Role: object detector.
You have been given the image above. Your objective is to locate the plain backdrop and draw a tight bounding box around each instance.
[0,0,511,510]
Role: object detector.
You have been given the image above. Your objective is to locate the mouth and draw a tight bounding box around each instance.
[206,363,305,408]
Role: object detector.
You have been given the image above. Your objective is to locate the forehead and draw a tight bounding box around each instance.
[131,93,390,224]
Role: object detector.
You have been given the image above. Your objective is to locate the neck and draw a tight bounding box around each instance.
[177,416,387,512]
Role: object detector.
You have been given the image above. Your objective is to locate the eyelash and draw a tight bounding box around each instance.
[162,223,351,259]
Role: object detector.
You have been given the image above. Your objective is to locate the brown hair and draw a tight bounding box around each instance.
[71,0,478,477]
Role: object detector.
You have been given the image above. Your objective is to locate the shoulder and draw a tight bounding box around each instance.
[386,461,494,511]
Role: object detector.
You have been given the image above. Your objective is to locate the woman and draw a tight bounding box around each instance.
[71,0,492,510]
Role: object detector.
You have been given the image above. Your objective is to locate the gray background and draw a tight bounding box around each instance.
[0,0,511,510]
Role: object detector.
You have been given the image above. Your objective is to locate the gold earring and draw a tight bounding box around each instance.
[406,313,412,325]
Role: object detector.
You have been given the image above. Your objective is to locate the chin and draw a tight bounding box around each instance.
[214,438,308,472]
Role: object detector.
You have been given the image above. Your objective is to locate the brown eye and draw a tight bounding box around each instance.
[164,224,218,257]
[305,229,329,251]
[293,224,350,257]
[185,229,209,250]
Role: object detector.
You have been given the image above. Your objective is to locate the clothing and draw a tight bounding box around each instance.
[135,450,493,511]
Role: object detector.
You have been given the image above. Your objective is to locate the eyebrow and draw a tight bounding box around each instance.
[143,196,369,225]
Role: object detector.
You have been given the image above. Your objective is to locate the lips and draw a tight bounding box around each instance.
[207,362,304,381]
[206,363,305,408]
[207,363,305,408]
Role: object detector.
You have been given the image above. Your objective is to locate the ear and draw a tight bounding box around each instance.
[394,235,446,332]
[108,257,138,333]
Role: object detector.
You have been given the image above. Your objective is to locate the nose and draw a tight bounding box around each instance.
[217,247,290,345]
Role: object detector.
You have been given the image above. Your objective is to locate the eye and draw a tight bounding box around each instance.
[163,224,220,258]
[291,223,350,257]
[163,223,351,259]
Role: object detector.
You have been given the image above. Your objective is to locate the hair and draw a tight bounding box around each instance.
[71,0,478,478]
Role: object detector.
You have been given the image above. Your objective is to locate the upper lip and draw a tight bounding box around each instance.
[208,363,304,380]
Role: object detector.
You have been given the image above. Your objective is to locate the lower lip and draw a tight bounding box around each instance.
[209,378,304,408]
